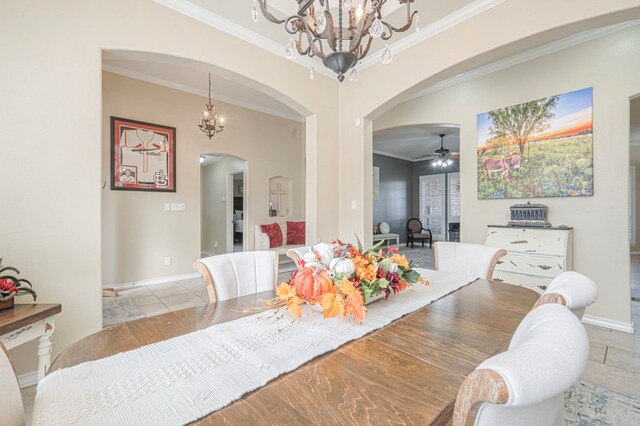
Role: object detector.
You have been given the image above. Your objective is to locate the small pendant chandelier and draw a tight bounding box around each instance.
[198,73,225,139]
[252,0,419,82]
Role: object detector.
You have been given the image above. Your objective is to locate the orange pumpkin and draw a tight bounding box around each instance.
[292,267,335,303]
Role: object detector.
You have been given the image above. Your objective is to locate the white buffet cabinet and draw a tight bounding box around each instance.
[485,225,573,294]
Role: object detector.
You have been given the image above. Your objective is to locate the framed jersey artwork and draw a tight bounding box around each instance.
[110,117,176,192]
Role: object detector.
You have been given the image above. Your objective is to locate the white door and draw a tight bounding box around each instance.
[419,174,446,241]
[447,172,461,234]
[630,166,636,246]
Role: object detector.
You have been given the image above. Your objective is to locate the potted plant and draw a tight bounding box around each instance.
[0,258,37,310]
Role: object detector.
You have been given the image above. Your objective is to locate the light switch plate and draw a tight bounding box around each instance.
[351,200,357,209]
[171,203,186,211]
[164,203,171,211]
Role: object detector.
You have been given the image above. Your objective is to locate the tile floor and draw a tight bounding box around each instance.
[103,278,210,320]
[20,252,640,424]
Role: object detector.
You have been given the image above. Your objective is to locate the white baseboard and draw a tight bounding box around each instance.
[103,272,201,291]
[582,315,635,334]
[18,371,38,389]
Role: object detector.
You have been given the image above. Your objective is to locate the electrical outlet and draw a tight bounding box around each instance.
[351,200,357,210]
[214,242,218,248]
[164,257,172,266]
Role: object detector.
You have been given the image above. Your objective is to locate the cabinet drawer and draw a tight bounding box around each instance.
[492,271,550,294]
[495,253,565,279]
[486,227,569,256]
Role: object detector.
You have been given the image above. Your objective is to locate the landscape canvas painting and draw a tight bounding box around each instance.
[477,87,593,199]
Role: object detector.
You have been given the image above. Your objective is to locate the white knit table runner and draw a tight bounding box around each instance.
[32,269,477,425]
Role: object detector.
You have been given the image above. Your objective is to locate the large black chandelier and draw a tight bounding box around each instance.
[252,0,419,82]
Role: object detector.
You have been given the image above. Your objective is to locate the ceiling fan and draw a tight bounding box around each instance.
[417,134,460,167]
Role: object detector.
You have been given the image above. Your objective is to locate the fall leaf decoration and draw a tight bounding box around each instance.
[255,239,428,324]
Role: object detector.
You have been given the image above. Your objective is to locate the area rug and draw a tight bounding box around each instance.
[565,379,640,425]
[102,299,145,327]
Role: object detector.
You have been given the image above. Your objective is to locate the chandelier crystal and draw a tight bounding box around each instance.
[198,73,225,139]
[253,0,419,82]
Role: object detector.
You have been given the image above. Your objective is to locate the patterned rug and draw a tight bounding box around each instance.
[565,380,640,425]
[103,299,145,327]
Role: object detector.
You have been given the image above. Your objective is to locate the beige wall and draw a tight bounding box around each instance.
[2,0,638,375]
[370,27,640,326]
[338,0,640,255]
[631,147,640,249]
[201,157,245,255]
[0,0,338,375]
[102,72,304,285]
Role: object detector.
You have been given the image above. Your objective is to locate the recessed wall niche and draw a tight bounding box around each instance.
[269,176,292,217]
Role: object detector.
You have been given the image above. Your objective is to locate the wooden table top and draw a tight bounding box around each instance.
[0,303,62,335]
[50,280,538,425]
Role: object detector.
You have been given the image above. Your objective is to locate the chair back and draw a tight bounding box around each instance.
[0,342,25,426]
[407,218,423,234]
[193,251,279,303]
[533,271,598,319]
[434,242,506,280]
[286,246,313,266]
[453,304,588,426]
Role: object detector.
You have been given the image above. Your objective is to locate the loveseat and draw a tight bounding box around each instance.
[255,221,306,255]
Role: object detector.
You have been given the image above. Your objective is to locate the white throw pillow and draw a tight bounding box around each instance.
[379,222,390,234]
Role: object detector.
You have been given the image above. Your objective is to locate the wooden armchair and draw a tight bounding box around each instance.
[193,251,279,303]
[406,218,433,248]
[453,304,588,426]
[0,342,24,425]
[532,271,598,319]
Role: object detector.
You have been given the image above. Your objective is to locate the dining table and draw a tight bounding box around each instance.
[49,277,539,425]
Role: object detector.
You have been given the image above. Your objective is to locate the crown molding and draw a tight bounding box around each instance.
[359,0,506,70]
[152,0,335,79]
[372,149,417,162]
[409,19,640,99]
[153,0,505,79]
[103,64,305,123]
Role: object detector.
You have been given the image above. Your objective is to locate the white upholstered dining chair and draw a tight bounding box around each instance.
[452,303,588,426]
[434,242,507,280]
[193,251,279,303]
[533,271,598,319]
[285,246,312,266]
[1,342,25,426]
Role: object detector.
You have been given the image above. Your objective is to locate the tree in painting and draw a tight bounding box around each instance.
[476,88,593,199]
[488,96,559,156]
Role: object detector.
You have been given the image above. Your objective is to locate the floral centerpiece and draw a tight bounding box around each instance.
[0,258,37,310]
[266,239,428,324]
